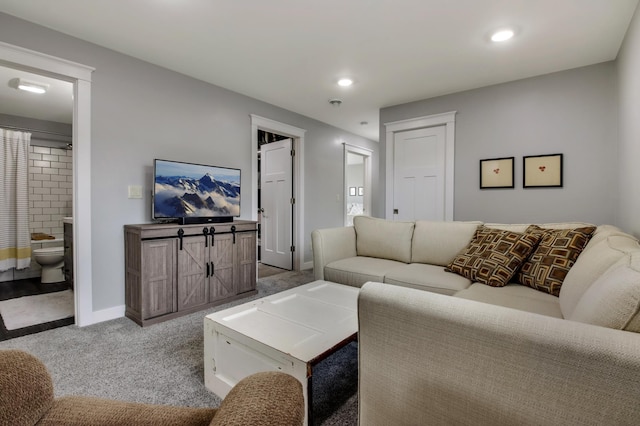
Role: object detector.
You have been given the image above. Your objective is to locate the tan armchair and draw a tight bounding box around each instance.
[0,349,304,426]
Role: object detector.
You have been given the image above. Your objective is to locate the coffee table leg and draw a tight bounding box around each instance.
[307,364,313,426]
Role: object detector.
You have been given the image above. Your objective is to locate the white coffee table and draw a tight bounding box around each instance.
[204,280,359,425]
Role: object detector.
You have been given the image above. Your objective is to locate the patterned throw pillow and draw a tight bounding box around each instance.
[517,225,596,296]
[446,226,542,287]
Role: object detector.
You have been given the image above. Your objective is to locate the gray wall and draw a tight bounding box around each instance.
[0,13,377,312]
[618,5,640,237]
[379,62,618,225]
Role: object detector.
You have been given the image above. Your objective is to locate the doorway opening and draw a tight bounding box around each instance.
[258,130,293,275]
[344,144,372,226]
[0,41,94,327]
[251,115,306,272]
[0,71,74,338]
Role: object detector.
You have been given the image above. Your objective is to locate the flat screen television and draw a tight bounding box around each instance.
[153,159,240,224]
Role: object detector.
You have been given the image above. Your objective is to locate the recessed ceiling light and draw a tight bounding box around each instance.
[337,78,353,87]
[491,29,514,42]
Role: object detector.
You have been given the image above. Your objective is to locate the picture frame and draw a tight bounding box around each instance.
[523,154,563,188]
[349,187,356,196]
[358,187,364,196]
[479,157,514,189]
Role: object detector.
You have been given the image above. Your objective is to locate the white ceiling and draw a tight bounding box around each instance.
[0,0,637,140]
[0,66,73,123]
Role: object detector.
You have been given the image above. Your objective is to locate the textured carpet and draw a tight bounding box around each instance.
[0,270,357,425]
[0,289,74,330]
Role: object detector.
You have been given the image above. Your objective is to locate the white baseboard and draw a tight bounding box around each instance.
[89,304,125,325]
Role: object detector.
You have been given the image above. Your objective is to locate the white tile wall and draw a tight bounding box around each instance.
[29,146,73,237]
[2,146,73,282]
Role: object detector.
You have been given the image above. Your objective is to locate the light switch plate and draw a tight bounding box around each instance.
[128,185,143,199]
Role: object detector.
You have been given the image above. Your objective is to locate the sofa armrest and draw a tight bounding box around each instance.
[209,371,303,426]
[311,227,357,280]
[358,282,640,426]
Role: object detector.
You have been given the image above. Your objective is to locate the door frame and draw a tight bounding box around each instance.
[343,143,372,225]
[250,115,305,271]
[0,42,95,326]
[384,111,456,221]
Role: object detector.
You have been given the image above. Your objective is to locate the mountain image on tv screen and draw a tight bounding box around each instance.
[154,160,240,218]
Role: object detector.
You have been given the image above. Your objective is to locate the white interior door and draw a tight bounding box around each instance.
[393,126,446,221]
[260,139,292,269]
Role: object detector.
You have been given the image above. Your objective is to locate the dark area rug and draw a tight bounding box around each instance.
[312,341,358,425]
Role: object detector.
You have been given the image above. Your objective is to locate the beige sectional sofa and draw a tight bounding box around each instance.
[311,216,640,425]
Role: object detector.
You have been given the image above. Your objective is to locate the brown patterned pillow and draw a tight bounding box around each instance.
[446,226,542,287]
[517,225,596,296]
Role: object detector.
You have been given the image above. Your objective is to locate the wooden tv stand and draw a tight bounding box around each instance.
[124,220,257,326]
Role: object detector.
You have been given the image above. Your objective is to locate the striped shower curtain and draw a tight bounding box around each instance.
[0,128,31,271]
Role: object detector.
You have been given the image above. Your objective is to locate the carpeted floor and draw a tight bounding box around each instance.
[0,270,357,425]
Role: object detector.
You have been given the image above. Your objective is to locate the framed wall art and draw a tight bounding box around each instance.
[349,187,356,196]
[479,157,514,189]
[358,187,364,196]
[523,154,563,188]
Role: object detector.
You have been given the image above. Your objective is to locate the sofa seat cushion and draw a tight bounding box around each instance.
[384,264,472,296]
[411,220,482,266]
[324,256,406,288]
[455,283,563,318]
[354,216,415,263]
[446,226,541,287]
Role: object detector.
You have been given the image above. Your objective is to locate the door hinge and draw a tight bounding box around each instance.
[290,197,296,205]
[291,149,295,156]
[290,245,295,252]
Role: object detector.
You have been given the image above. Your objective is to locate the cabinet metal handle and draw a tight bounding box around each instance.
[211,261,214,276]
[177,228,184,250]
[231,225,236,244]
[203,227,209,247]
[210,226,215,246]
[206,262,210,277]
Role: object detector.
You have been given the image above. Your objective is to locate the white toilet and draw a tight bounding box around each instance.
[33,247,65,283]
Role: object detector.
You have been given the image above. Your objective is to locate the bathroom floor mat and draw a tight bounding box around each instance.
[0,289,74,330]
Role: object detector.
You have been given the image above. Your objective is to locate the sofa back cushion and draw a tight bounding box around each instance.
[445,226,541,287]
[559,231,640,318]
[353,216,415,263]
[411,221,482,266]
[484,222,595,233]
[569,253,640,332]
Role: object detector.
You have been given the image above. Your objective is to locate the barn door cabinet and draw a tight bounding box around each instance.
[124,221,257,326]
